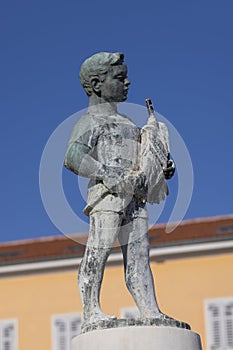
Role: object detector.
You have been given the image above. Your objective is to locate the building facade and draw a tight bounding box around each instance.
[0,215,233,350]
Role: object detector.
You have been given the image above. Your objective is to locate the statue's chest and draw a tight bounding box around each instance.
[95,117,140,168]
[98,119,140,145]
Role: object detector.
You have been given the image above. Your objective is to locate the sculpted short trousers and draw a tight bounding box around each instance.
[88,193,148,219]
[87,203,149,248]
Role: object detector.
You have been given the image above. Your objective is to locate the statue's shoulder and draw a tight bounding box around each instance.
[68,112,100,146]
[74,112,95,128]
[71,112,95,135]
[118,113,137,126]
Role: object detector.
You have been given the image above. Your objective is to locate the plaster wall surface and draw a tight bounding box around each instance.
[0,253,232,349]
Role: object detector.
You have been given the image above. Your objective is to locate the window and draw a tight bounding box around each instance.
[0,319,17,350]
[52,313,82,350]
[205,297,233,350]
[120,307,140,319]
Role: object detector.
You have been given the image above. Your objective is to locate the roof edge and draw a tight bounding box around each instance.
[1,214,233,246]
[149,214,233,230]
[1,239,233,277]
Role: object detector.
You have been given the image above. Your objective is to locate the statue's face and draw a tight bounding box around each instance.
[100,63,130,102]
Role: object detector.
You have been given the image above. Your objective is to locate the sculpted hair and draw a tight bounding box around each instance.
[79,52,124,96]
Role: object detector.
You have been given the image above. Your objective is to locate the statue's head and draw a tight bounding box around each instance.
[79,52,130,103]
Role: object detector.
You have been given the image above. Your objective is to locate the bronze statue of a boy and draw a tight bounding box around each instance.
[64,52,175,327]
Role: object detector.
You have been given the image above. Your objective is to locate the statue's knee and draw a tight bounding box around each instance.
[139,253,149,267]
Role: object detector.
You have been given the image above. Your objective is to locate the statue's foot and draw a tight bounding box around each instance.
[139,311,191,330]
[89,311,117,324]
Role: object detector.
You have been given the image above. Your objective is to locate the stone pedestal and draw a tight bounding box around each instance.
[72,326,202,350]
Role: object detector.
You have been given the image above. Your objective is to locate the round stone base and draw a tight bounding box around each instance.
[81,317,190,334]
[72,326,202,350]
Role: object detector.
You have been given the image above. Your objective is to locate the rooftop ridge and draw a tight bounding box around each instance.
[149,214,233,229]
[0,215,233,268]
[0,232,88,246]
[1,214,233,247]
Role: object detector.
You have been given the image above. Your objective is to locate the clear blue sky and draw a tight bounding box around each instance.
[1,0,233,242]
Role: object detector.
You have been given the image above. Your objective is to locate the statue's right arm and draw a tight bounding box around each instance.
[64,117,127,189]
[64,141,126,190]
[64,141,105,180]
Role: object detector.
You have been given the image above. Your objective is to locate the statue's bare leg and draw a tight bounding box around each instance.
[78,211,121,323]
[118,216,162,319]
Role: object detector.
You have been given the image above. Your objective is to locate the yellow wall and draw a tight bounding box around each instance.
[0,272,81,350]
[151,253,233,349]
[0,252,232,350]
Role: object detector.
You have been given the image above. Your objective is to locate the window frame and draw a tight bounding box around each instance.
[0,319,18,350]
[51,313,82,350]
[205,296,233,350]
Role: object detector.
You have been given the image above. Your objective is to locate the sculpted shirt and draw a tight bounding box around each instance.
[65,112,147,218]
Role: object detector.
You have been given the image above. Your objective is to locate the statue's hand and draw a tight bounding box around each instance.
[102,166,127,192]
[163,159,175,179]
[120,171,148,201]
[102,167,148,201]
[102,167,146,199]
[133,172,148,201]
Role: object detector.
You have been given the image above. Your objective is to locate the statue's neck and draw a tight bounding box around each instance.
[88,95,118,116]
